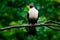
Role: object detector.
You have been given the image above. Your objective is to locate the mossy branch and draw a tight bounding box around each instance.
[0,24,60,31]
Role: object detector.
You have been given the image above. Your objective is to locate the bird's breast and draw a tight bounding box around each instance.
[29,10,38,19]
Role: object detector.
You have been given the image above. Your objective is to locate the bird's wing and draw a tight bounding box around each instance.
[37,10,39,20]
[38,12,39,18]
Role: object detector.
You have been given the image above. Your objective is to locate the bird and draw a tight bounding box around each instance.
[27,4,39,35]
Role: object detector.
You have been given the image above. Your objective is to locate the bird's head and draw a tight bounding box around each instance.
[29,4,34,8]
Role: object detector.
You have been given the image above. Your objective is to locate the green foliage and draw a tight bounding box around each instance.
[0,0,60,40]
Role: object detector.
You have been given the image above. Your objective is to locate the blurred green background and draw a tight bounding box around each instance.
[0,0,60,40]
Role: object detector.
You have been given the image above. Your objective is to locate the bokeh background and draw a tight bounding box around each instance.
[0,0,60,40]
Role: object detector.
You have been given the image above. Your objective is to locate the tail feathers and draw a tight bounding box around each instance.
[28,27,36,35]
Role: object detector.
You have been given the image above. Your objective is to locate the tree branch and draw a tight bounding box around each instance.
[51,21,60,25]
[47,26,60,31]
[45,20,60,25]
[0,24,60,31]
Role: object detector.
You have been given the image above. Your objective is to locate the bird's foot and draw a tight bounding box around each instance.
[34,23,37,26]
[29,23,32,27]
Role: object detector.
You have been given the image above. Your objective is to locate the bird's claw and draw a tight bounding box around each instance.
[29,23,32,27]
[34,23,37,26]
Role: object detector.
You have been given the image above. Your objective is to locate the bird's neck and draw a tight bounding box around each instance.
[30,7,36,11]
[30,7,35,9]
